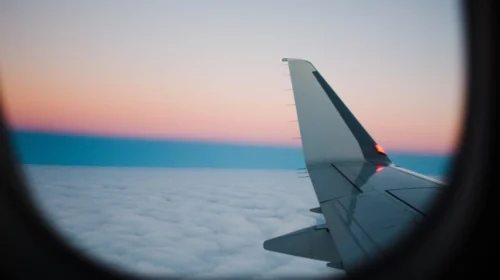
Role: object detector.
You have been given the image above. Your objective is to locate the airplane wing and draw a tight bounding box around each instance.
[263,58,447,272]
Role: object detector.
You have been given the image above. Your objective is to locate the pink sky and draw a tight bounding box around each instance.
[0,0,464,154]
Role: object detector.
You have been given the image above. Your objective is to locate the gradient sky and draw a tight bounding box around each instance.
[1,0,464,154]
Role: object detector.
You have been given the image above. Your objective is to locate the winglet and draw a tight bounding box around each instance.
[282,58,391,166]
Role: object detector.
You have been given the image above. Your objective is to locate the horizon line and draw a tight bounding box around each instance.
[10,128,453,156]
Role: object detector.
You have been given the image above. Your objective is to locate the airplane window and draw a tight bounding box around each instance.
[0,0,464,278]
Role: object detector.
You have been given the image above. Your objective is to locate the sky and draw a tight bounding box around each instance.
[0,0,464,167]
[11,130,450,175]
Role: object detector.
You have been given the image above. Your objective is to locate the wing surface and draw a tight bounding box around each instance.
[263,58,447,271]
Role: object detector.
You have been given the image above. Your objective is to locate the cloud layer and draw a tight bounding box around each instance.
[22,165,343,278]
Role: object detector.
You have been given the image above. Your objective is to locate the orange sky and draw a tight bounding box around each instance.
[0,0,464,154]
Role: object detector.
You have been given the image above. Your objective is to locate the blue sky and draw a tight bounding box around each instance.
[11,130,451,176]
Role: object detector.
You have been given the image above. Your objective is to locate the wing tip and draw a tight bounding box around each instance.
[281,57,312,64]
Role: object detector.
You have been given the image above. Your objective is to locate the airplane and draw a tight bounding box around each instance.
[0,1,495,277]
[263,58,447,273]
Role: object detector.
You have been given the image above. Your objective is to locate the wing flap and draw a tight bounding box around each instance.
[387,188,445,215]
[319,193,422,271]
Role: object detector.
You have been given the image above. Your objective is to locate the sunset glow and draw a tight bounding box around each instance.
[1,0,464,154]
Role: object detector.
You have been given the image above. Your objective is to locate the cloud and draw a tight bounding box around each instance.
[22,165,343,278]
